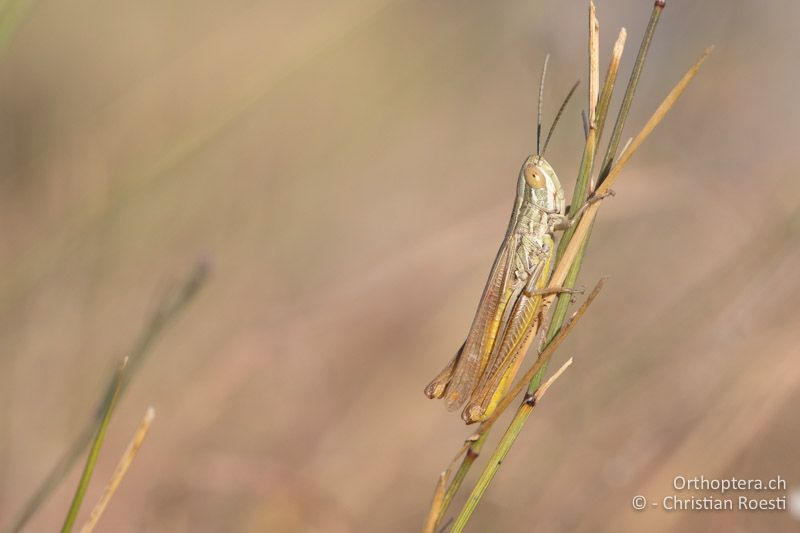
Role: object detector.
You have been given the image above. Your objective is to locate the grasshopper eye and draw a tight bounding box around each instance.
[524,164,545,189]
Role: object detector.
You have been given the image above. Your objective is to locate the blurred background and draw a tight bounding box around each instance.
[1,0,798,531]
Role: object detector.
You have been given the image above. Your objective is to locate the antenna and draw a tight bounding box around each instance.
[536,54,550,155]
[542,80,580,156]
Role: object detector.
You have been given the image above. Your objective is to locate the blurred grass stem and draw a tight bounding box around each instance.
[60,361,126,533]
[5,263,207,533]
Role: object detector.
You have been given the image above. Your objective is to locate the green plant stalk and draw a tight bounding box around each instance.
[5,263,208,533]
[437,434,486,525]
[593,57,619,150]
[531,106,599,396]
[449,402,535,533]
[60,366,124,533]
[598,0,664,185]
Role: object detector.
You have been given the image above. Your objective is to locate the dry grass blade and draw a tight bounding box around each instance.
[422,471,448,533]
[593,27,627,161]
[618,137,633,158]
[79,407,156,533]
[78,409,155,531]
[533,357,573,401]
[596,46,714,195]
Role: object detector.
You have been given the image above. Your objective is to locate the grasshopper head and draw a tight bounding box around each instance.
[522,155,565,216]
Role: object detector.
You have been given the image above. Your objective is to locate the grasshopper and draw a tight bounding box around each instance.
[425,60,601,424]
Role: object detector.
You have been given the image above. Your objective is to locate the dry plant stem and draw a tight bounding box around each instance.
[593,29,627,166]
[598,0,665,183]
[5,263,208,533]
[60,361,126,533]
[79,408,156,533]
[449,359,574,533]
[423,472,448,533]
[596,47,714,194]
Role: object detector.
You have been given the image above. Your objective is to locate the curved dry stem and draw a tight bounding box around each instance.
[79,407,155,533]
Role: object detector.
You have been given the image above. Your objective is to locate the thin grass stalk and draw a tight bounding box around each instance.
[598,0,665,184]
[434,434,486,528]
[5,263,208,533]
[60,361,126,533]
[79,407,156,533]
[449,359,574,533]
